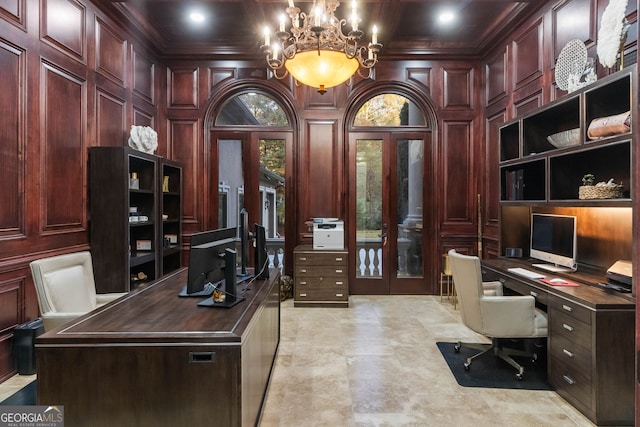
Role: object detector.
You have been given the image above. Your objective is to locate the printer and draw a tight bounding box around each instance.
[313,218,344,250]
[605,260,632,293]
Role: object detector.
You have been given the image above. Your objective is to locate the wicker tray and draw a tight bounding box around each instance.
[578,185,623,199]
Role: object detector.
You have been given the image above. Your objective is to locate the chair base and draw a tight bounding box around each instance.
[454,338,542,380]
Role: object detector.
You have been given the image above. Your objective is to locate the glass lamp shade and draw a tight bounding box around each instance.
[284,50,360,90]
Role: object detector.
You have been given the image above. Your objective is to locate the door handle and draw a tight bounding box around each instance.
[379,232,388,246]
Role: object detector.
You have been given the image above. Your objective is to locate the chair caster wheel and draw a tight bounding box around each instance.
[463,362,470,371]
[454,344,461,353]
[515,373,523,380]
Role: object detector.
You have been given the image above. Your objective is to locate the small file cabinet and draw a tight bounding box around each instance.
[294,245,348,307]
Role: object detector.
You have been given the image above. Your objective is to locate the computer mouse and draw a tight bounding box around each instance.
[550,278,567,284]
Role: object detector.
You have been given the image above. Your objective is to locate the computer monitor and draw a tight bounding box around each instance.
[254,223,269,280]
[197,248,245,308]
[530,213,577,272]
[238,209,251,279]
[178,228,237,297]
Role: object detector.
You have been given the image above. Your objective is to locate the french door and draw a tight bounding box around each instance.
[348,132,432,294]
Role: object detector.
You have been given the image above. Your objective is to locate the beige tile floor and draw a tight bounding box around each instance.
[0,295,595,426]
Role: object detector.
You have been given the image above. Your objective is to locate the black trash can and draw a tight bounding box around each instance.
[14,318,44,375]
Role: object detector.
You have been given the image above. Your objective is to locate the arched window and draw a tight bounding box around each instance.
[215,93,289,126]
[353,94,426,127]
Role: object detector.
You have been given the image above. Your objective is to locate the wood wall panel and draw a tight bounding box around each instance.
[485,112,504,231]
[0,278,21,331]
[441,121,474,226]
[514,90,543,117]
[168,67,199,109]
[553,0,595,56]
[95,17,126,86]
[486,48,507,105]
[512,18,543,90]
[133,108,154,128]
[0,41,25,236]
[406,68,431,94]
[0,0,25,30]
[304,120,339,220]
[210,68,235,90]
[132,47,155,104]
[96,89,125,147]
[41,0,86,62]
[41,61,86,233]
[169,120,199,226]
[443,67,473,109]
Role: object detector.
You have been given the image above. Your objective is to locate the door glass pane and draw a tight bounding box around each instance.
[355,139,383,279]
[218,139,243,229]
[397,139,424,278]
[259,138,285,271]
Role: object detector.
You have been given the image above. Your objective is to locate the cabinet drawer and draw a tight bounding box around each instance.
[293,266,347,280]
[296,275,347,287]
[548,296,591,325]
[549,356,593,411]
[296,289,348,301]
[549,333,591,374]
[550,308,592,351]
[294,252,347,266]
[498,277,548,305]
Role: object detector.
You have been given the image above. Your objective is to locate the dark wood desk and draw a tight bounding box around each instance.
[36,268,280,427]
[482,258,634,426]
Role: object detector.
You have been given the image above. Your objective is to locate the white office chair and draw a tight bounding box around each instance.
[29,251,126,331]
[448,249,548,379]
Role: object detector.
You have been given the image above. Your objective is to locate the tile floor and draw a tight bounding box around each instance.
[0,295,595,426]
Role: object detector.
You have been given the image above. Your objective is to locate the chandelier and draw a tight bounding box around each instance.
[260,0,382,94]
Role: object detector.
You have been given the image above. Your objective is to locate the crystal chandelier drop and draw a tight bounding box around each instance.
[260,0,382,94]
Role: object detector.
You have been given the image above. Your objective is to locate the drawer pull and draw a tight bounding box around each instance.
[336,269,343,273]
[562,349,574,358]
[300,281,307,285]
[563,375,576,385]
[299,293,307,297]
[530,291,538,297]
[299,257,307,261]
[562,304,573,312]
[562,323,574,332]
[300,269,307,273]
[335,257,343,261]
[336,293,343,297]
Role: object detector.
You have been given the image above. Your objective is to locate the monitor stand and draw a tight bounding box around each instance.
[532,263,574,273]
[198,249,245,308]
[178,282,216,298]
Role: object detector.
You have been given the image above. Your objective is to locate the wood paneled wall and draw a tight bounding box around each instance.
[0,0,165,381]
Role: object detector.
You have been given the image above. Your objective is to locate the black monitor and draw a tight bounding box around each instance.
[178,229,237,297]
[254,223,269,280]
[198,248,245,308]
[238,209,251,279]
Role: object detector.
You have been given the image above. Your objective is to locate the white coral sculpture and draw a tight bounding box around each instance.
[128,125,158,154]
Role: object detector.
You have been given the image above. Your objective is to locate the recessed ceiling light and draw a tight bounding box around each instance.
[438,11,455,24]
[189,11,205,23]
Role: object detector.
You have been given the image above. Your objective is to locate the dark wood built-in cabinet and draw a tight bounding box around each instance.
[89,147,182,293]
[496,65,636,425]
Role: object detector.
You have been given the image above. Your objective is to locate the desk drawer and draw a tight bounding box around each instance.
[548,296,591,325]
[549,356,593,411]
[550,308,592,351]
[294,266,347,278]
[295,276,347,289]
[549,333,591,374]
[498,277,548,306]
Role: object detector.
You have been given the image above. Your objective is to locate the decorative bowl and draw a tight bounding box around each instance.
[546,128,581,148]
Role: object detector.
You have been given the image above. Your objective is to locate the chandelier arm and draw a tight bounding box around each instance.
[356,67,373,79]
[272,68,289,80]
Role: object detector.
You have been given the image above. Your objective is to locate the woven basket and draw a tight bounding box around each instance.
[578,185,623,200]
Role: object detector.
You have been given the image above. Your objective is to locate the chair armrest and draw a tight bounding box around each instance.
[480,295,543,338]
[96,293,127,305]
[41,312,87,331]
[482,280,503,296]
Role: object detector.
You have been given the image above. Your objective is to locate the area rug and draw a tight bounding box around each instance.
[436,342,552,390]
[0,381,36,406]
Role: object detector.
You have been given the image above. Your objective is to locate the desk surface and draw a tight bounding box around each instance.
[37,267,275,345]
[482,258,634,310]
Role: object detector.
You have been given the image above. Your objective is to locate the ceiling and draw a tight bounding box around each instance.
[97,0,544,60]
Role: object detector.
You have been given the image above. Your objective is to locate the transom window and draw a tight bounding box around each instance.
[354,94,426,127]
[216,93,288,126]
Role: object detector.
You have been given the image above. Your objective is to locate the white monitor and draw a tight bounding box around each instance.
[530,213,577,272]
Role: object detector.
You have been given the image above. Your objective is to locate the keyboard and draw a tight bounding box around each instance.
[507,267,546,280]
